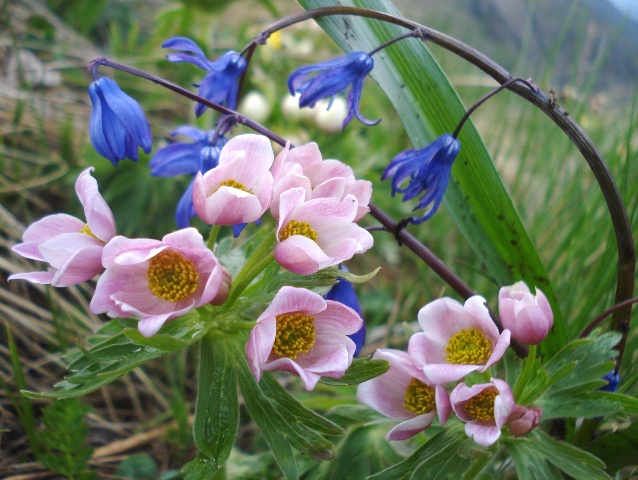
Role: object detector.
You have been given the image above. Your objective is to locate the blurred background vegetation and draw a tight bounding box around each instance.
[1,0,637,477]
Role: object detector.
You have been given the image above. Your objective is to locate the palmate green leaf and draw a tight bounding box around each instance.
[192,331,240,469]
[587,423,638,474]
[368,425,468,480]
[23,312,209,399]
[319,357,389,386]
[297,0,567,354]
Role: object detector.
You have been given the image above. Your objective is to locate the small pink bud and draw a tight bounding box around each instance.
[498,281,553,345]
[210,266,232,306]
[508,405,542,437]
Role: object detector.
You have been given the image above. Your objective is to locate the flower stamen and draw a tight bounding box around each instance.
[404,378,436,415]
[147,250,199,302]
[465,387,498,421]
[279,220,318,242]
[218,178,249,192]
[79,223,100,241]
[445,327,492,365]
[273,312,315,359]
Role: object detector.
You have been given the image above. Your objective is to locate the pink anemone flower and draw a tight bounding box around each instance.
[90,228,223,337]
[499,281,553,345]
[356,349,450,441]
[193,134,274,225]
[274,188,373,275]
[450,378,516,447]
[270,142,371,221]
[246,286,363,391]
[9,167,115,287]
[408,296,510,385]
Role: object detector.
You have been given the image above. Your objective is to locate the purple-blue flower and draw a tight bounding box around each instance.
[599,370,620,393]
[162,37,246,117]
[149,126,227,228]
[382,134,460,224]
[88,77,152,166]
[324,265,366,356]
[287,51,378,130]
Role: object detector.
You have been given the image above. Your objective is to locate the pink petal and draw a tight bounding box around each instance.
[218,134,274,168]
[76,167,116,242]
[481,330,511,371]
[51,244,105,286]
[246,318,277,382]
[8,270,56,284]
[386,413,437,441]
[38,232,102,269]
[435,385,451,425]
[258,286,326,319]
[315,301,363,335]
[102,236,165,267]
[416,298,480,345]
[422,363,480,385]
[274,235,331,274]
[465,422,501,447]
[138,313,174,337]
[463,295,499,339]
[356,368,413,419]
[262,357,321,391]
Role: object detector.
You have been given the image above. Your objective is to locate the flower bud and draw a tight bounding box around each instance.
[210,266,232,306]
[498,281,553,345]
[507,405,542,437]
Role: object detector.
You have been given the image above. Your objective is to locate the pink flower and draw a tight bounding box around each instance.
[193,134,274,225]
[507,405,543,437]
[9,167,115,287]
[270,142,371,221]
[499,281,553,345]
[245,286,363,391]
[408,296,510,384]
[90,228,223,337]
[356,349,450,441]
[274,188,373,275]
[450,378,516,447]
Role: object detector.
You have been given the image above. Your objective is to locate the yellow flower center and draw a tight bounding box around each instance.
[218,179,248,192]
[272,312,316,359]
[445,328,493,365]
[465,387,498,421]
[278,220,318,242]
[404,378,436,415]
[147,250,199,302]
[79,223,99,241]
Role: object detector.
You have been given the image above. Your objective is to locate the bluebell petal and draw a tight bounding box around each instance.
[175,178,196,229]
[171,125,209,141]
[162,37,211,71]
[149,143,203,176]
[599,371,620,393]
[88,83,116,164]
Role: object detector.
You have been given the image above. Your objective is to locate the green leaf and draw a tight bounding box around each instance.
[532,430,609,480]
[297,0,566,355]
[505,437,563,480]
[319,357,389,386]
[192,332,239,468]
[587,424,638,474]
[368,426,468,479]
[116,454,158,479]
[182,454,225,480]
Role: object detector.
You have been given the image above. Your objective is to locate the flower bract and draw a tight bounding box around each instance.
[382,134,460,223]
[287,51,378,130]
[163,37,246,117]
[246,286,363,391]
[89,77,152,165]
[90,228,223,337]
[357,349,450,441]
[408,296,510,384]
[9,168,115,287]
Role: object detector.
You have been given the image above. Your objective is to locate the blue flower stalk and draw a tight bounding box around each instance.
[163,37,247,117]
[150,126,227,228]
[324,265,366,356]
[88,75,152,166]
[287,51,379,130]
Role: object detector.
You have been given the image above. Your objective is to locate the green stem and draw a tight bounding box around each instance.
[206,225,221,251]
[224,232,277,307]
[513,344,537,400]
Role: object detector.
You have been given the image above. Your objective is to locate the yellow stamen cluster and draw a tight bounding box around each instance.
[218,179,248,192]
[272,312,316,359]
[404,378,436,415]
[79,223,99,241]
[147,250,199,302]
[465,387,499,421]
[278,220,318,242]
[445,328,493,365]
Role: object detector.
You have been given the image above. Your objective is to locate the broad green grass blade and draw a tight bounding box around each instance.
[297,0,567,353]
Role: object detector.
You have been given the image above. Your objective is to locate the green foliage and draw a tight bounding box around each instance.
[586,423,638,475]
[116,454,158,479]
[318,357,389,386]
[38,398,97,479]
